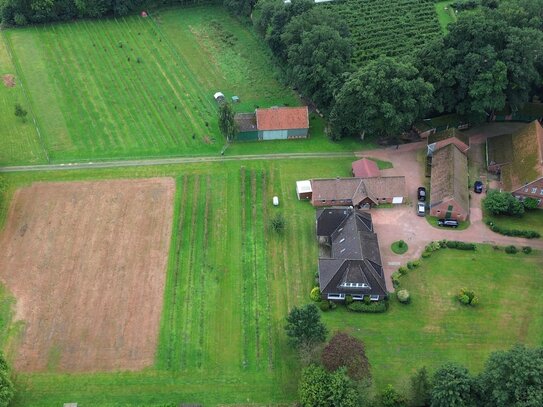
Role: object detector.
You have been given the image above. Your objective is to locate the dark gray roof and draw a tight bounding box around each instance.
[316,208,386,297]
[234,113,257,132]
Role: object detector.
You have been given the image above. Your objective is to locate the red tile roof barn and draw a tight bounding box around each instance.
[256,107,309,131]
[351,158,380,178]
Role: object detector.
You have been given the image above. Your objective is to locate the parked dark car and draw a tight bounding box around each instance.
[438,219,459,228]
[474,181,483,193]
[417,202,426,217]
[417,187,426,202]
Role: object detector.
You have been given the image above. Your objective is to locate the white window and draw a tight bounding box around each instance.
[531,187,537,194]
[352,295,364,301]
[327,293,345,300]
[370,295,380,301]
[540,189,543,195]
[524,188,529,192]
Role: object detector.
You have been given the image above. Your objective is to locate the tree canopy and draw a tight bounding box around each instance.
[430,363,477,407]
[284,304,327,349]
[329,56,433,140]
[299,365,359,407]
[321,331,370,381]
[0,352,14,407]
[218,102,238,142]
[483,190,524,217]
[478,344,543,407]
[416,2,543,121]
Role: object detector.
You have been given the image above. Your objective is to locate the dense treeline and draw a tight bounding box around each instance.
[0,0,217,26]
[250,0,543,140]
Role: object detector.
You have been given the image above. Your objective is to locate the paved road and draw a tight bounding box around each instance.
[0,152,357,173]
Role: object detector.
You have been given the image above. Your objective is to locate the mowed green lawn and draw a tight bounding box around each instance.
[2,6,299,163]
[1,160,542,405]
[485,209,543,236]
[324,245,543,392]
[0,35,46,165]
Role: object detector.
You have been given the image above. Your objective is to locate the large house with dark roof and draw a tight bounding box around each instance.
[316,207,387,301]
[234,106,309,141]
[429,143,469,221]
[486,120,543,207]
[310,177,406,207]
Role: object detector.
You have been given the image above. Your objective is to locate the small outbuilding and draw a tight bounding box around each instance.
[234,113,258,141]
[231,96,240,103]
[351,158,380,178]
[296,180,313,200]
[273,196,279,206]
[234,106,309,141]
[213,92,225,103]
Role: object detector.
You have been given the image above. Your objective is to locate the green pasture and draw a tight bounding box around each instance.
[0,35,46,165]
[324,245,543,391]
[1,160,542,404]
[1,6,298,163]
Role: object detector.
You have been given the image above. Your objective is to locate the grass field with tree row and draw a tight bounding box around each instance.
[0,159,541,404]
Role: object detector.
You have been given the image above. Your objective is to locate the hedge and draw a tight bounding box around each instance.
[347,300,388,313]
[485,220,540,239]
[444,241,476,250]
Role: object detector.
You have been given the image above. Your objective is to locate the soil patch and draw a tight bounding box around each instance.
[0,178,175,372]
[2,74,15,88]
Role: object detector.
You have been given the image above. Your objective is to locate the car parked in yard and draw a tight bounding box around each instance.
[417,202,426,216]
[474,181,483,193]
[438,219,459,228]
[417,186,426,201]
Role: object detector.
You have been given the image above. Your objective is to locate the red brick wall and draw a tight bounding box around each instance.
[512,178,543,208]
[430,199,469,221]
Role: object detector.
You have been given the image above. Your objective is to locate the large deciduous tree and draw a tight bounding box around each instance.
[478,345,543,407]
[416,3,543,120]
[321,331,370,381]
[299,365,359,407]
[329,56,433,140]
[286,24,351,110]
[284,304,327,349]
[483,190,524,217]
[430,363,478,407]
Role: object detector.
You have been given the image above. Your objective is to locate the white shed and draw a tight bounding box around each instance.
[296,180,312,200]
[273,196,279,206]
[213,92,225,102]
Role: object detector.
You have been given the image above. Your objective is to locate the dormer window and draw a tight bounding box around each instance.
[340,282,369,288]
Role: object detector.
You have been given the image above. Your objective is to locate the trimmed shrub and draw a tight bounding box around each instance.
[522,246,532,254]
[310,287,321,302]
[505,245,518,254]
[319,300,331,311]
[363,295,371,305]
[398,266,408,276]
[458,288,477,306]
[411,260,421,268]
[345,295,353,305]
[398,239,406,248]
[425,241,441,252]
[445,241,476,250]
[421,251,431,258]
[391,272,401,288]
[347,300,388,313]
[397,289,410,304]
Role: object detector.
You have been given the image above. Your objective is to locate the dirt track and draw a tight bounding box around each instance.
[0,178,174,372]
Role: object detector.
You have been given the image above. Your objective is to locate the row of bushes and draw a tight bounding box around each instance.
[503,245,532,255]
[485,220,540,239]
[347,300,388,313]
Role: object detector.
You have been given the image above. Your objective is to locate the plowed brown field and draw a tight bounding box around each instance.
[0,178,175,372]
